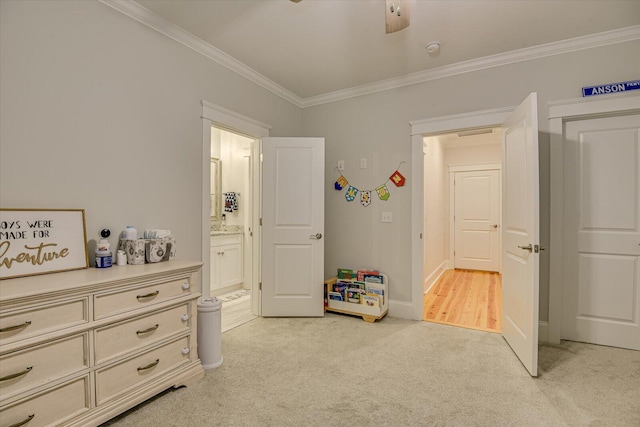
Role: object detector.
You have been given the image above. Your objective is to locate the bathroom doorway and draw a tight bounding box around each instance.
[210,127,257,331]
[421,127,503,333]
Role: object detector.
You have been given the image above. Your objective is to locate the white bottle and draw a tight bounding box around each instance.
[124,225,137,240]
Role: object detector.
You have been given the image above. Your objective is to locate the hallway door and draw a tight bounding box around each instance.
[453,168,501,271]
[562,113,640,350]
[501,92,540,377]
[261,137,325,317]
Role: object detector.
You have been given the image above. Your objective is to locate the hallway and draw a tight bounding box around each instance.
[423,269,502,333]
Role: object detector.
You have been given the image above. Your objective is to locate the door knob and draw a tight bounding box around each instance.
[518,244,533,252]
[491,224,499,229]
[310,233,322,240]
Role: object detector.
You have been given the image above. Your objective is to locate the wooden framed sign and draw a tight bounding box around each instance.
[0,209,89,280]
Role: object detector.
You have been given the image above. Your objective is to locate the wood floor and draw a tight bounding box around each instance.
[423,269,502,333]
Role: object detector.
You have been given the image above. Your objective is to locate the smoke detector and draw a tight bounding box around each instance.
[426,42,440,54]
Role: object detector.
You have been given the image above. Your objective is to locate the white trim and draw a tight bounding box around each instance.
[412,109,513,321]
[424,262,449,295]
[448,163,501,173]
[411,107,514,136]
[547,92,640,344]
[99,0,640,108]
[202,101,271,316]
[389,299,414,320]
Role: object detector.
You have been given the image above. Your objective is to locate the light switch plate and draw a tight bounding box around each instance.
[382,212,392,223]
[360,158,367,169]
[338,160,345,171]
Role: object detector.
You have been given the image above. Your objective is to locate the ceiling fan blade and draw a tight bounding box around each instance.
[290,0,302,3]
[385,0,410,34]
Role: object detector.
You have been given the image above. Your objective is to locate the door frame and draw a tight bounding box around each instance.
[201,101,271,316]
[548,92,640,344]
[411,107,514,320]
[449,164,502,272]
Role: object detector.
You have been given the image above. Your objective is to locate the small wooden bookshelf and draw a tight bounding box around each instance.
[324,274,388,323]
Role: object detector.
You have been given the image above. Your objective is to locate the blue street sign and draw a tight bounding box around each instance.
[582,80,640,97]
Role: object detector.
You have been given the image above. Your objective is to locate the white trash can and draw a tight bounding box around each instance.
[197,297,223,369]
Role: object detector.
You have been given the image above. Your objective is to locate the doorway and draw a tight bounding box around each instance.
[201,100,270,320]
[421,128,503,333]
[210,127,257,331]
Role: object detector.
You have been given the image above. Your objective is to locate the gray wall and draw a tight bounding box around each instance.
[302,40,640,319]
[0,0,301,266]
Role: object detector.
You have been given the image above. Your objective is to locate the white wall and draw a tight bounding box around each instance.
[0,1,301,270]
[219,131,251,227]
[302,39,640,319]
[423,137,446,284]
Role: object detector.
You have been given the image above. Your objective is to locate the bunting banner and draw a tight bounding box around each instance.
[334,161,406,206]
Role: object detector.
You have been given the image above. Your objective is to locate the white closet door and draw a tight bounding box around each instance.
[562,113,640,350]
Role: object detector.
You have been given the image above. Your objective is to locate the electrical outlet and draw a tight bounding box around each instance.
[338,160,345,171]
[382,212,392,223]
[360,158,367,169]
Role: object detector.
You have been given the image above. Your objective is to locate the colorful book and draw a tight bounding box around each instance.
[337,268,354,280]
[362,293,380,308]
[363,273,383,284]
[357,269,379,281]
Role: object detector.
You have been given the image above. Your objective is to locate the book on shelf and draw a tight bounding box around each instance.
[363,273,383,284]
[328,291,343,302]
[357,269,379,281]
[361,293,380,308]
[346,288,365,303]
[337,268,355,280]
[365,282,385,305]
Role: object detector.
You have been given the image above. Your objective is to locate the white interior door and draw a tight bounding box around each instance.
[454,169,501,271]
[562,114,640,350]
[501,93,540,377]
[261,137,325,317]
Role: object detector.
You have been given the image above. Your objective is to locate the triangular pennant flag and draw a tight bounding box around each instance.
[376,184,390,201]
[335,175,348,191]
[345,185,358,201]
[389,170,406,187]
[360,191,371,207]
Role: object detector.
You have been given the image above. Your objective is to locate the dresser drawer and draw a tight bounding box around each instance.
[94,278,192,319]
[0,298,88,346]
[96,336,191,405]
[0,333,88,403]
[94,303,191,365]
[0,375,90,427]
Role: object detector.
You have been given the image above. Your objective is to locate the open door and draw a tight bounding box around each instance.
[261,137,325,317]
[501,93,540,377]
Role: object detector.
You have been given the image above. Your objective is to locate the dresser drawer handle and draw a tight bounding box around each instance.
[0,321,32,333]
[137,359,160,372]
[0,366,33,382]
[136,324,159,335]
[8,413,34,427]
[136,291,160,300]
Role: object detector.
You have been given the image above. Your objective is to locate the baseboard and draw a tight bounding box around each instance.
[424,260,449,294]
[538,321,549,343]
[389,299,414,319]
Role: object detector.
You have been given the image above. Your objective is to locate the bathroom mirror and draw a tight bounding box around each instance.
[210,158,222,221]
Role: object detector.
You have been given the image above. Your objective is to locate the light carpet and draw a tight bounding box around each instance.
[102,314,640,426]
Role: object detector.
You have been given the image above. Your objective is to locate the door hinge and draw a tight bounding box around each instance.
[259,218,262,226]
[259,282,262,291]
[534,245,539,253]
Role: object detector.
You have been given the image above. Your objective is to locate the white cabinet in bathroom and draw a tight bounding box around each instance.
[210,233,243,289]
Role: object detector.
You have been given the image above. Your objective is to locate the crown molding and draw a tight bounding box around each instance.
[302,25,640,108]
[101,1,640,110]
[99,0,305,108]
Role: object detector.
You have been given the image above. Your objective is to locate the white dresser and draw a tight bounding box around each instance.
[0,261,204,427]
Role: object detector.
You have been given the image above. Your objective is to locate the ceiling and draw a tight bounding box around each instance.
[130,0,640,103]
